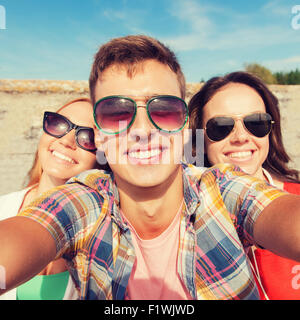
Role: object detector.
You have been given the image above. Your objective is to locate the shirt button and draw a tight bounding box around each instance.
[127,248,134,256]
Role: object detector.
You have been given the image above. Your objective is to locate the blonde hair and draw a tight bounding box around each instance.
[25,97,99,187]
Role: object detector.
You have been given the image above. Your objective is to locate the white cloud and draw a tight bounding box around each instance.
[263,55,300,71]
[102,10,127,21]
[261,0,291,17]
[162,0,299,52]
[99,7,149,35]
[166,0,216,50]
[169,0,214,33]
[164,23,298,52]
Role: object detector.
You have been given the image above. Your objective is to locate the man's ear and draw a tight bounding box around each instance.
[185,118,189,130]
[182,118,190,140]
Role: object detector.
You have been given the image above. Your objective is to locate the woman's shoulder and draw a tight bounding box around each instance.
[283,181,300,195]
[0,188,29,204]
[0,188,29,220]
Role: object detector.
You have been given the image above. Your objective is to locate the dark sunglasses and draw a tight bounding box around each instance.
[205,112,274,142]
[93,95,188,135]
[43,111,97,151]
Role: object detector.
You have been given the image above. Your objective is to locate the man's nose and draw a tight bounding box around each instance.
[129,106,154,143]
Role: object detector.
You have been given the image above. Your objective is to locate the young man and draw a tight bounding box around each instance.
[1,35,300,300]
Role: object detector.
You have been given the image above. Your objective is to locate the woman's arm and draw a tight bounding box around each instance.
[0,216,56,295]
[254,194,300,261]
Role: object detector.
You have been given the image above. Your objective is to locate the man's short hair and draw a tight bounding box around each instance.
[89,35,186,104]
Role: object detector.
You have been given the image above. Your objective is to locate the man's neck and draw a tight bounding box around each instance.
[116,166,184,240]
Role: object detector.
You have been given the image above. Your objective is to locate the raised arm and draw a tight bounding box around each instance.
[254,194,300,261]
[0,216,56,295]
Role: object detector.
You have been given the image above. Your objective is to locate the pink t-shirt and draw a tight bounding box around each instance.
[122,204,192,300]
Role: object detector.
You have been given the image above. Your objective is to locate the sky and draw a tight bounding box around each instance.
[0,0,299,83]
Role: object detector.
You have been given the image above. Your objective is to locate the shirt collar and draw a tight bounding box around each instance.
[181,162,206,217]
[68,164,207,229]
[110,163,207,229]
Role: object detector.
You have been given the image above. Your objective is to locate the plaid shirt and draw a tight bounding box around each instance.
[19,163,285,300]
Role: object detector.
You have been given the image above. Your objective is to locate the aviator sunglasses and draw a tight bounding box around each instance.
[93,95,188,135]
[43,111,97,151]
[204,112,274,142]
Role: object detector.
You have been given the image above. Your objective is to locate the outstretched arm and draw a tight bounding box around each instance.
[254,194,300,261]
[0,216,56,295]
[210,163,300,261]
[0,180,104,296]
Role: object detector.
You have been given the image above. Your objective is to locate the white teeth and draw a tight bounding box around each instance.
[52,150,75,163]
[228,151,252,159]
[128,149,161,159]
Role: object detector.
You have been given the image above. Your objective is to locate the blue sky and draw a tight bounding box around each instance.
[0,0,299,82]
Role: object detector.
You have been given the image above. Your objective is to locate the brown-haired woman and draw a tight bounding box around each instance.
[0,98,101,300]
[188,71,300,300]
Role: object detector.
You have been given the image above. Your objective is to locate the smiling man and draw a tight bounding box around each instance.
[1,35,300,300]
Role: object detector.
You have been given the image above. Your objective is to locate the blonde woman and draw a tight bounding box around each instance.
[0,98,101,300]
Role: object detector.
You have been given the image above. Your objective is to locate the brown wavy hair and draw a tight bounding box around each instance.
[188,71,300,183]
[89,34,186,104]
[25,97,104,187]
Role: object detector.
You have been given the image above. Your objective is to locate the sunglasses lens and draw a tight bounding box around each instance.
[77,129,96,151]
[206,117,235,141]
[44,113,69,137]
[148,97,187,132]
[244,113,272,137]
[94,97,135,133]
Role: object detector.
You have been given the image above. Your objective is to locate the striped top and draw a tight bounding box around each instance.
[19,163,286,300]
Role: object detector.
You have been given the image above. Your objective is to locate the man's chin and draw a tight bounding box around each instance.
[113,164,182,189]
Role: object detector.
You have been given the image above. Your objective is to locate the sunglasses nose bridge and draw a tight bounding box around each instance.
[129,105,154,137]
[136,104,147,109]
[57,127,77,149]
[229,118,251,142]
[69,121,78,131]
